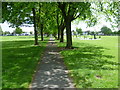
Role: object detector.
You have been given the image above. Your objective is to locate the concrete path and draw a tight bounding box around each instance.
[30,38,75,89]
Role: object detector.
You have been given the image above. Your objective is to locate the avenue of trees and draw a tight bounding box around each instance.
[2,2,119,48]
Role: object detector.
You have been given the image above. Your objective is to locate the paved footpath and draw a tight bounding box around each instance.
[30,38,75,89]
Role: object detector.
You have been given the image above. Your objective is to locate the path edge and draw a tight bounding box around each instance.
[28,41,49,89]
[55,42,76,88]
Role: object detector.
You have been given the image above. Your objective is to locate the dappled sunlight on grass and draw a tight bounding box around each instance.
[2,36,49,88]
[61,45,118,70]
[57,36,119,88]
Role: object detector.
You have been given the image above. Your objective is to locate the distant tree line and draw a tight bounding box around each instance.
[72,26,120,37]
[0,27,33,36]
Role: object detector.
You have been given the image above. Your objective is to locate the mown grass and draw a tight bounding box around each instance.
[2,36,49,88]
[57,36,119,88]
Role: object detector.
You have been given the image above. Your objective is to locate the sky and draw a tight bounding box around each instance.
[71,14,118,32]
[0,22,34,33]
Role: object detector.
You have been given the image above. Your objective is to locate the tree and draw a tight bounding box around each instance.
[14,27,22,34]
[118,30,120,36]
[56,8,66,42]
[112,31,117,36]
[3,2,112,48]
[0,27,3,35]
[3,31,10,35]
[32,8,39,45]
[58,2,91,48]
[76,28,83,35]
[30,31,33,34]
[59,22,65,42]
[102,2,118,29]
[56,9,60,40]
[35,3,59,40]
[92,2,119,30]
[56,6,66,42]
[36,2,44,41]
[101,26,112,35]
[2,2,39,45]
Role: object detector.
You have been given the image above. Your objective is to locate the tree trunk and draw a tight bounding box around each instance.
[60,28,64,42]
[56,12,60,40]
[65,17,72,49]
[60,23,65,42]
[58,27,60,40]
[32,8,38,45]
[53,33,57,40]
[94,34,96,39]
[41,24,44,41]
[46,33,50,37]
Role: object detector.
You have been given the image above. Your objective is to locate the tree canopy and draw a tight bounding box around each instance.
[2,2,118,48]
[101,26,112,35]
[76,28,83,35]
[14,27,23,34]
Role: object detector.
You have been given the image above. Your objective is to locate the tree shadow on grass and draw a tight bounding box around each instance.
[61,43,119,70]
[60,43,119,88]
[2,40,47,88]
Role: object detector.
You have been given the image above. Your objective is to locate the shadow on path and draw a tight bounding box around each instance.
[30,39,74,88]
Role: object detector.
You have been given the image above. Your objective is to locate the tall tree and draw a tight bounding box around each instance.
[56,9,60,40]
[60,21,65,42]
[2,2,39,45]
[0,27,3,35]
[58,2,91,48]
[36,2,45,41]
[32,8,39,45]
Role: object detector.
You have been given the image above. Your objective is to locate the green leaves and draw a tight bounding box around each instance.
[85,17,97,27]
[76,28,82,35]
[2,2,35,27]
[101,26,112,35]
[14,27,23,34]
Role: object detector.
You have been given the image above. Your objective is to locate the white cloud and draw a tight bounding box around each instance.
[0,22,15,33]
[0,22,34,33]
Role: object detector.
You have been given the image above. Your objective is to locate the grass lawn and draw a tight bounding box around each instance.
[2,36,49,88]
[57,36,119,88]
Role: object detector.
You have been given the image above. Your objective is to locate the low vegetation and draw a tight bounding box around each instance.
[57,36,119,88]
[2,36,48,88]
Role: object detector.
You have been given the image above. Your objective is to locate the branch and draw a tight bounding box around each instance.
[57,2,66,18]
[72,13,81,21]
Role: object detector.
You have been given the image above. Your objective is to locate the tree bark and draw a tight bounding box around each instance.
[58,3,73,49]
[53,33,57,39]
[60,28,64,42]
[65,17,72,49]
[56,12,60,40]
[94,34,96,39]
[58,27,60,40]
[60,23,65,42]
[32,8,38,45]
[41,24,44,41]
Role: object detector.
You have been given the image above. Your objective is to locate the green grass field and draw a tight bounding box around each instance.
[2,36,48,88]
[57,36,119,88]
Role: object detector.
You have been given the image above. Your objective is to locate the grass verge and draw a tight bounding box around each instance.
[57,36,119,88]
[2,36,49,88]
